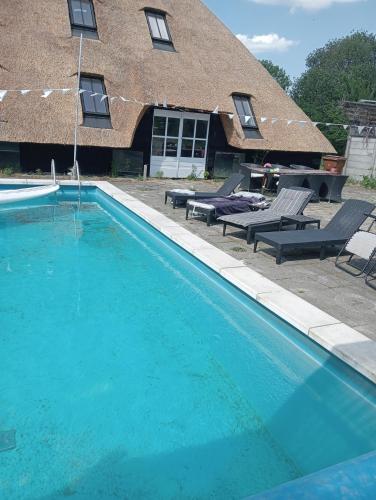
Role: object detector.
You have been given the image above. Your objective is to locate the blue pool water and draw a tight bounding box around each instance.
[1,186,376,499]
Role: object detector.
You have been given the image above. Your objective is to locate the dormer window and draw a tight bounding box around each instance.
[68,0,98,39]
[232,94,262,139]
[145,10,175,52]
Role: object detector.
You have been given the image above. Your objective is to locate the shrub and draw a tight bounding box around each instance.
[361,176,376,190]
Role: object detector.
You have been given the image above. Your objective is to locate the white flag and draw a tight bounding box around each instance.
[0,90,7,102]
[120,96,130,102]
[287,120,294,126]
[272,118,278,124]
[110,97,117,102]
[358,126,365,134]
[343,125,349,130]
[212,105,219,114]
[20,90,31,95]
[41,90,53,98]
[260,117,268,123]
[312,122,319,127]
[154,100,159,107]
[90,93,99,97]
[228,113,234,120]
[79,89,86,94]
[163,97,168,108]
[100,95,108,102]
[61,88,71,94]
[244,115,251,124]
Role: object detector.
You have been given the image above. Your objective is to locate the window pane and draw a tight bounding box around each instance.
[196,120,208,139]
[167,118,180,137]
[147,14,161,38]
[181,139,194,158]
[156,16,169,41]
[71,0,84,25]
[152,137,165,156]
[81,0,95,28]
[194,140,206,159]
[183,119,195,138]
[165,138,178,157]
[80,77,108,115]
[153,116,166,136]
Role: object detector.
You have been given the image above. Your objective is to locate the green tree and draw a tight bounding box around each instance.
[260,59,292,92]
[291,31,376,154]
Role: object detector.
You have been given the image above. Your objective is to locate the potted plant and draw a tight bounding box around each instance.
[322,155,347,174]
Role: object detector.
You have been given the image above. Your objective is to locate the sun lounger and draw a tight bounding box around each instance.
[335,229,376,278]
[164,173,244,208]
[254,199,375,264]
[219,187,314,244]
[186,192,268,226]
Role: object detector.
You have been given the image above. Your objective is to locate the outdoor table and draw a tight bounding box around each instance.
[240,164,348,202]
[279,214,321,231]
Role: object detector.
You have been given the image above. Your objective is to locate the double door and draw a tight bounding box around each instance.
[150,109,210,178]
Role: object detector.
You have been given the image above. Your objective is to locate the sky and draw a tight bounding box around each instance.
[202,0,375,78]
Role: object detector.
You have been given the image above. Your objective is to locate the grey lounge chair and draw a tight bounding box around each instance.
[219,187,314,244]
[165,173,244,208]
[254,199,375,264]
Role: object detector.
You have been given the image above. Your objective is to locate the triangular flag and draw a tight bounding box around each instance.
[260,117,268,123]
[41,90,53,98]
[228,113,234,120]
[358,126,365,134]
[110,97,117,102]
[298,120,307,127]
[61,88,71,94]
[0,90,7,102]
[212,105,219,114]
[79,89,86,94]
[326,123,333,127]
[312,122,319,127]
[244,115,251,124]
[20,90,31,95]
[100,95,108,102]
[120,96,129,102]
[163,97,168,108]
[90,93,99,97]
[272,118,278,124]
[343,125,349,130]
[287,120,294,126]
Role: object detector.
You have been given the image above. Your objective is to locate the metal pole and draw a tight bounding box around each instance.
[73,34,83,176]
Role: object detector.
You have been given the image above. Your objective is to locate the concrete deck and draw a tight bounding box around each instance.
[111,178,376,342]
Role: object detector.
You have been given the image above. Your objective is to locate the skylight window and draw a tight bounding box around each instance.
[68,0,98,39]
[145,11,175,52]
[232,94,262,139]
[80,76,112,129]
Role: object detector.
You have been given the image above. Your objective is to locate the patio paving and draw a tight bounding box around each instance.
[111,178,376,341]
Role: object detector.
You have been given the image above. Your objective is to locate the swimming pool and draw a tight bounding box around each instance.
[1,185,376,499]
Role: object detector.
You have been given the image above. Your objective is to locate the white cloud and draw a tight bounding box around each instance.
[250,0,364,12]
[236,33,298,54]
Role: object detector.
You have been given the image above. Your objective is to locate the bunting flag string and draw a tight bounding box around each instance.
[0,86,375,132]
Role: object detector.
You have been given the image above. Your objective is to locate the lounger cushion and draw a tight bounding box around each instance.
[255,229,347,247]
[346,231,376,260]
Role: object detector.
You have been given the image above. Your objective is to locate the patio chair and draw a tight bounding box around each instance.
[253,199,375,264]
[219,187,314,244]
[335,230,376,277]
[164,173,244,208]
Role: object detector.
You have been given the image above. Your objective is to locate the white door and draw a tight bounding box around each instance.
[150,109,210,178]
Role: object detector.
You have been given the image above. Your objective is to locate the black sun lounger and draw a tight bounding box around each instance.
[165,173,244,208]
[254,199,375,264]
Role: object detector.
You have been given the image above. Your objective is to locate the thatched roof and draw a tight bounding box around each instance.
[0,0,335,154]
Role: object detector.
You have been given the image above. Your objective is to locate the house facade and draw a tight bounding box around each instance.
[0,0,335,177]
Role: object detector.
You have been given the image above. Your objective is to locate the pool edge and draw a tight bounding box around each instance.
[2,178,376,384]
